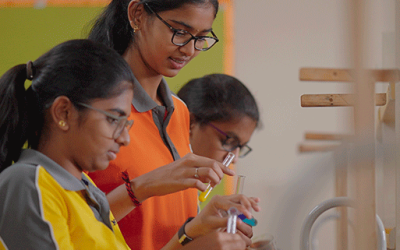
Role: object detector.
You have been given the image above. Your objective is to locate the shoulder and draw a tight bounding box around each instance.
[172,93,188,108]
[0,163,39,187]
[171,94,189,116]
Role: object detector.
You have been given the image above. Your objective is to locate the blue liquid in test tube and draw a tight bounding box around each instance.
[235,175,258,226]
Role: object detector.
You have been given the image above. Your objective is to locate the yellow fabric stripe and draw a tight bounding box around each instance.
[0,236,8,250]
[36,167,130,249]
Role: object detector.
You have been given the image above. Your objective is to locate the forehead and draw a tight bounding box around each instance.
[90,88,133,112]
[157,3,216,32]
[212,116,257,142]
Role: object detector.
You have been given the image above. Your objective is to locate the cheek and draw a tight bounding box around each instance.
[191,134,223,160]
[78,125,110,155]
[191,50,202,59]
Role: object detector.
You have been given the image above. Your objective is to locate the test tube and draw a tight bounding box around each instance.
[226,207,240,234]
[235,175,246,195]
[198,152,235,202]
[235,175,258,226]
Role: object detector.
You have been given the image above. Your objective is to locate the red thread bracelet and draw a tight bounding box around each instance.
[122,171,142,207]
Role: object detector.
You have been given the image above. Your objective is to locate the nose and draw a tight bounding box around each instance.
[179,39,196,57]
[116,127,130,146]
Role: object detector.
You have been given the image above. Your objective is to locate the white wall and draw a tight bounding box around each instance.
[233,0,396,249]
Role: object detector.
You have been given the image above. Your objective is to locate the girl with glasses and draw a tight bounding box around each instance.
[178,73,260,164]
[0,39,259,250]
[87,1,257,249]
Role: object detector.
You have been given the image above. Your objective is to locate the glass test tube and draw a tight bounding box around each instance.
[235,175,258,226]
[235,175,246,195]
[198,152,235,202]
[227,207,240,234]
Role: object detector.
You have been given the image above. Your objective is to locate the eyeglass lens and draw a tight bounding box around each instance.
[222,137,251,158]
[113,119,133,139]
[172,33,217,50]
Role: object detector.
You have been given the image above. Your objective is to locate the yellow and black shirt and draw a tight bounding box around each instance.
[0,149,130,250]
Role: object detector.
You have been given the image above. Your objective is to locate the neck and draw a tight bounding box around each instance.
[37,134,83,180]
[123,46,164,106]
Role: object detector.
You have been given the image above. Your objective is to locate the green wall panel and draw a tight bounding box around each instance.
[0,7,225,92]
[0,7,103,76]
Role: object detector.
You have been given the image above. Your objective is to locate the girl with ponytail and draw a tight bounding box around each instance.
[0,39,136,249]
[0,39,259,250]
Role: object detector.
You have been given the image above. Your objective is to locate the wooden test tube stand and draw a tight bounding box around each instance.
[299,66,399,250]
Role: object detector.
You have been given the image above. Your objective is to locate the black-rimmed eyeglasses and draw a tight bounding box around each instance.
[76,102,134,140]
[208,123,252,158]
[144,3,219,51]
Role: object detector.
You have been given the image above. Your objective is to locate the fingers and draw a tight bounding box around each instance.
[236,229,253,246]
[197,166,224,186]
[210,194,261,220]
[182,177,208,192]
[182,153,235,187]
[236,220,253,239]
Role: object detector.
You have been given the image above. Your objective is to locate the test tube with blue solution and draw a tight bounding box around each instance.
[198,152,235,202]
[236,175,258,226]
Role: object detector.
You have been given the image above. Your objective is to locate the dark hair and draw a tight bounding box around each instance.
[0,39,134,171]
[177,73,260,126]
[88,0,219,55]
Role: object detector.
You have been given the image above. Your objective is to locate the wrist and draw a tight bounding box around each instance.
[182,217,204,240]
[129,176,147,203]
[122,171,142,206]
[178,217,195,246]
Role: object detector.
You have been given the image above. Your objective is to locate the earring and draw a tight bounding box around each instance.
[59,120,66,127]
[133,25,139,33]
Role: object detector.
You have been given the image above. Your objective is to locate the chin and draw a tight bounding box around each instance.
[162,69,181,78]
[95,162,110,172]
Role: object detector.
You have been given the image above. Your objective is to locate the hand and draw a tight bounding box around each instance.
[181,231,247,250]
[131,153,235,202]
[185,194,261,246]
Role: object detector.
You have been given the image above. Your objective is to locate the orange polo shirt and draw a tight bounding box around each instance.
[88,78,198,250]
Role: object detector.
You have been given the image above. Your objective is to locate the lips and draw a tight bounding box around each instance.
[169,57,188,69]
[107,150,119,161]
[171,57,185,64]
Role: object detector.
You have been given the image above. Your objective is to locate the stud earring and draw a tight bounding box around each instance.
[133,25,139,33]
[59,120,66,127]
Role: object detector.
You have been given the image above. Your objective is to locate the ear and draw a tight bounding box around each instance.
[189,113,196,126]
[189,113,197,136]
[127,0,145,29]
[49,96,74,131]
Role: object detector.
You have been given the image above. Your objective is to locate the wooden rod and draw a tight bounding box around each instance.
[395,0,400,247]
[378,83,396,125]
[300,68,354,82]
[350,0,377,248]
[305,132,353,141]
[334,148,349,250]
[301,93,386,107]
[298,144,340,153]
[299,68,400,82]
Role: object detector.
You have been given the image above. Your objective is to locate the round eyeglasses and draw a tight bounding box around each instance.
[208,123,252,158]
[144,3,219,51]
[76,102,134,140]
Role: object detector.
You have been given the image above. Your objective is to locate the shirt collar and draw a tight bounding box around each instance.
[131,75,174,112]
[17,149,87,191]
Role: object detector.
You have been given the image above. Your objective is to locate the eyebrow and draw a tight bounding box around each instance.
[170,19,213,33]
[107,108,128,117]
[225,132,250,146]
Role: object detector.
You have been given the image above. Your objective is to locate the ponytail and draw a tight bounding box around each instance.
[0,64,32,171]
[88,0,133,55]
